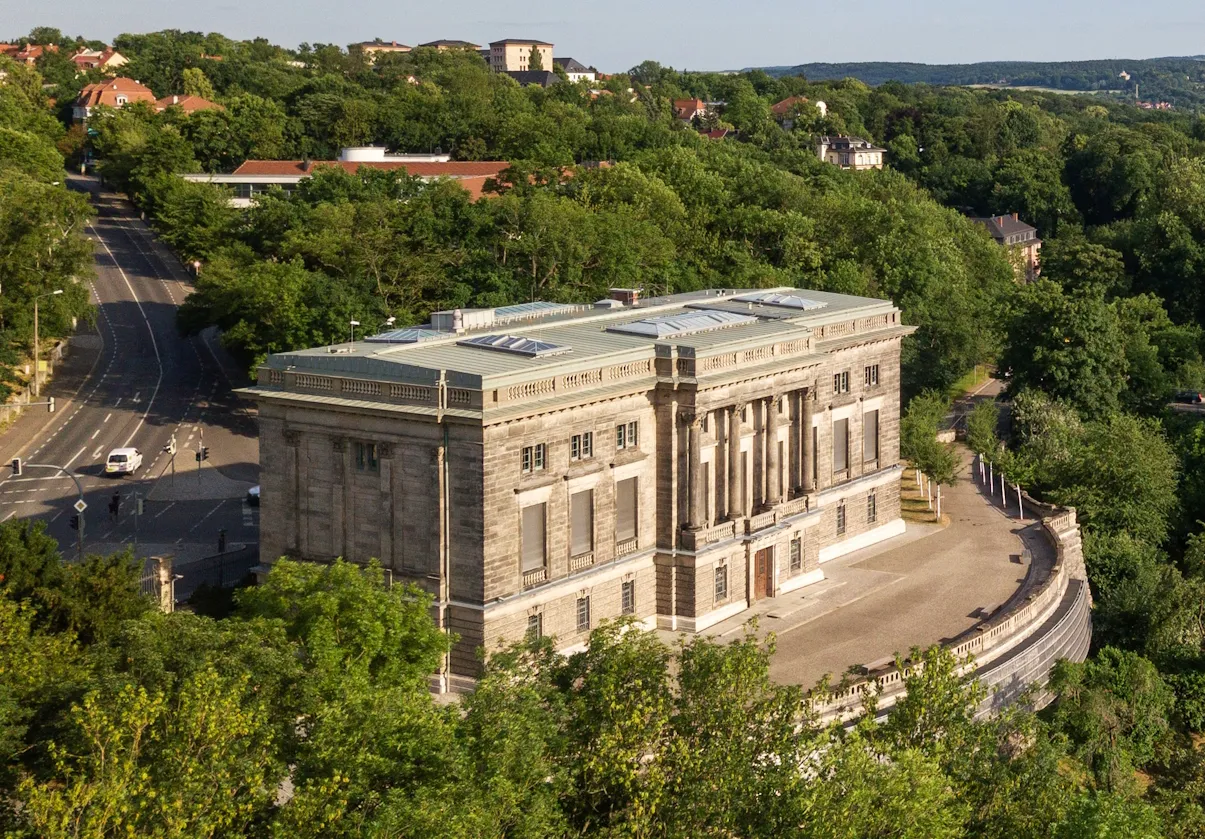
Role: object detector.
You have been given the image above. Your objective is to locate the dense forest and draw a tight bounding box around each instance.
[5,24,1205,836]
[756,57,1205,109]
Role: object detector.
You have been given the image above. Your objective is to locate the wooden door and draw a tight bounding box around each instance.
[754,548,773,600]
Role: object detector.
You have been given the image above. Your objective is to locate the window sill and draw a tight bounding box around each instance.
[515,473,560,492]
[610,449,647,469]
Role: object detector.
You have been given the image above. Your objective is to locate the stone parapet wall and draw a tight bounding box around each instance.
[811,496,1092,725]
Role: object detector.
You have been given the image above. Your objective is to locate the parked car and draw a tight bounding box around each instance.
[1174,390,1204,404]
[246,485,260,507]
[105,448,142,475]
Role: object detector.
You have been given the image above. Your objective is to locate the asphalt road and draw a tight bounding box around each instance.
[0,177,259,564]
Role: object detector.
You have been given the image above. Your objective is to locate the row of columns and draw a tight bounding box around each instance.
[684,385,816,532]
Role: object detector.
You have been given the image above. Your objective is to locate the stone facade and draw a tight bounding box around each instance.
[246,288,915,684]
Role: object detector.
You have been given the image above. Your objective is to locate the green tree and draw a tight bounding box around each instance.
[181,66,217,100]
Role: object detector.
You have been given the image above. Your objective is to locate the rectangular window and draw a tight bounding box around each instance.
[864,365,879,387]
[577,596,591,631]
[833,371,850,394]
[714,565,728,602]
[615,478,638,542]
[868,492,877,524]
[521,443,546,474]
[863,410,879,463]
[833,418,849,473]
[790,537,802,572]
[526,613,543,639]
[570,489,594,557]
[570,432,593,461]
[354,442,379,473]
[621,580,635,615]
[616,420,639,450]
[521,503,546,572]
[837,502,847,536]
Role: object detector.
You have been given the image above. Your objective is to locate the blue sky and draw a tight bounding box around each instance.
[7,0,1205,72]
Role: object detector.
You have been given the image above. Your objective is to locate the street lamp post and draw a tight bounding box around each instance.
[32,289,63,398]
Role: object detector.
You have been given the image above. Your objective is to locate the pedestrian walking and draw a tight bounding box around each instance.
[218,528,226,554]
[109,492,120,523]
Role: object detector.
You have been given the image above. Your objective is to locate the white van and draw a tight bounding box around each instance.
[105,448,143,475]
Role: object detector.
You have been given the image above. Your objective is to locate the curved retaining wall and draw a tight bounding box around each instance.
[811,492,1092,724]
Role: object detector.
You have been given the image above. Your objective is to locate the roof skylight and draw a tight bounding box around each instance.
[364,328,444,344]
[607,310,758,339]
[457,334,572,357]
[732,292,828,311]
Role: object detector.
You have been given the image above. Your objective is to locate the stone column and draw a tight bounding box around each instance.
[686,413,704,530]
[766,395,781,506]
[728,403,744,519]
[802,387,815,494]
[789,391,801,495]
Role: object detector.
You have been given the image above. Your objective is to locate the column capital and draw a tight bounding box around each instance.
[680,411,704,427]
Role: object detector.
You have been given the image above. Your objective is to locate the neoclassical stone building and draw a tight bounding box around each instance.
[246,288,915,684]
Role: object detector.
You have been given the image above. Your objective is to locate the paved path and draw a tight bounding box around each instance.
[692,448,1054,690]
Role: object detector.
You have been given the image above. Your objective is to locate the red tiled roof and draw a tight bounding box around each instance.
[156,94,224,113]
[771,95,809,116]
[231,159,511,178]
[75,78,156,110]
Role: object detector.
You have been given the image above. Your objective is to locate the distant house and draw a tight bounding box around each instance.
[419,39,481,51]
[673,98,709,121]
[699,128,730,140]
[73,77,156,121]
[156,94,224,114]
[180,146,510,206]
[816,135,885,171]
[489,39,553,72]
[1,43,56,65]
[972,213,1042,283]
[504,70,559,88]
[770,95,827,129]
[554,57,596,83]
[71,47,128,72]
[354,41,411,62]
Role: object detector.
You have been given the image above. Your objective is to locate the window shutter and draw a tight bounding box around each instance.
[521,503,546,571]
[571,490,594,556]
[616,478,637,541]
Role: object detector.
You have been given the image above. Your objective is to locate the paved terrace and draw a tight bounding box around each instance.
[689,448,1055,690]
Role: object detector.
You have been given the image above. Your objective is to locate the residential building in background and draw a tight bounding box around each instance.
[419,39,481,51]
[972,213,1042,282]
[771,95,827,129]
[180,146,508,206]
[673,98,709,121]
[355,40,412,60]
[554,57,596,83]
[0,43,56,65]
[71,47,128,72]
[245,287,912,687]
[816,135,886,170]
[489,38,553,72]
[504,70,558,88]
[155,94,223,114]
[73,77,155,121]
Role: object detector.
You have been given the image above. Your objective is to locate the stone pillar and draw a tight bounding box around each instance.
[686,413,704,530]
[766,395,781,506]
[802,388,815,494]
[728,403,744,519]
[789,391,801,495]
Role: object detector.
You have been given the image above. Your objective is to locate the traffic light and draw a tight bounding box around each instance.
[69,514,78,531]
[201,446,209,462]
[10,458,20,477]
[47,397,55,413]
[136,497,145,515]
[195,450,202,463]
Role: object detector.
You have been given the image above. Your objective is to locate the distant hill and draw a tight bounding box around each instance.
[751,57,1205,108]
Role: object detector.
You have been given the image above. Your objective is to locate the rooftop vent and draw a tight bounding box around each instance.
[607,310,758,339]
[609,288,641,307]
[364,328,444,344]
[732,292,828,311]
[457,334,571,358]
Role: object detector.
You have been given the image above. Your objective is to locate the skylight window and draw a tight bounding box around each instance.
[364,328,444,344]
[607,310,758,339]
[493,301,581,323]
[732,292,828,311]
[457,334,571,357]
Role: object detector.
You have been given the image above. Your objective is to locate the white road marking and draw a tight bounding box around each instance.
[64,446,87,469]
[114,398,121,406]
[90,230,163,449]
[91,446,104,459]
[153,501,176,519]
[90,429,100,440]
[2,511,15,522]
[103,412,112,423]
[132,392,141,403]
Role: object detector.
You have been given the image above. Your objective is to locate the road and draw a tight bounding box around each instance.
[0,176,259,566]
